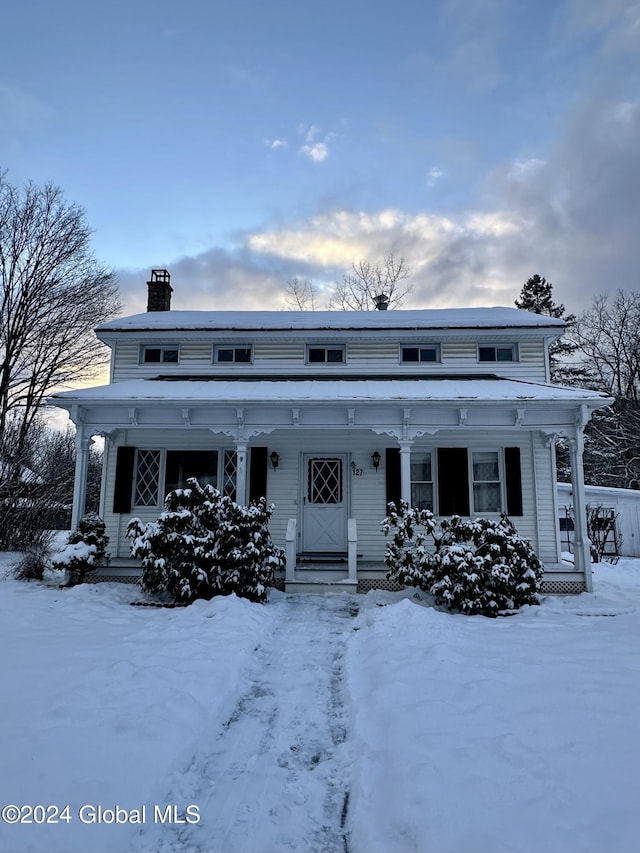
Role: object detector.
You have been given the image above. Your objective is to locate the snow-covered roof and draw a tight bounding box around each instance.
[51,376,609,406]
[98,307,566,333]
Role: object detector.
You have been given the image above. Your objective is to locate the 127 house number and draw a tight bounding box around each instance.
[352,467,364,476]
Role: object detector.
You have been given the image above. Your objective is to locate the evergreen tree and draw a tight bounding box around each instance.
[515,274,587,385]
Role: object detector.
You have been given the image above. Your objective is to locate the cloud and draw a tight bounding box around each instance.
[298,124,338,163]
[114,95,640,317]
[265,138,288,149]
[427,167,445,187]
[299,142,329,162]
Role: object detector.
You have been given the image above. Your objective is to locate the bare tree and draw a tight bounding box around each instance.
[574,290,640,400]
[285,277,320,310]
[0,175,121,457]
[572,290,640,490]
[328,253,411,310]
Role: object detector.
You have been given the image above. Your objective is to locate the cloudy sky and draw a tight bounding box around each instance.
[2,0,639,315]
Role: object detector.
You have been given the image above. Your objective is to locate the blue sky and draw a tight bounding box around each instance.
[2,0,639,315]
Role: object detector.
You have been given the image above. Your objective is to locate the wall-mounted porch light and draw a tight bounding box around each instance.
[371,450,381,471]
[269,451,280,471]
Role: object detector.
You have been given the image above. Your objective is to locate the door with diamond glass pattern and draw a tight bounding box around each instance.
[302,456,347,553]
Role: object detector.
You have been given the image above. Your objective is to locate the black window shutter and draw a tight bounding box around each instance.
[505,447,523,516]
[385,448,401,510]
[113,447,135,513]
[437,448,470,515]
[249,447,268,503]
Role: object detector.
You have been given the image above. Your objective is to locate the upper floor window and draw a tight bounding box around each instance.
[215,346,252,363]
[142,346,179,364]
[401,345,440,363]
[478,344,517,362]
[307,346,345,364]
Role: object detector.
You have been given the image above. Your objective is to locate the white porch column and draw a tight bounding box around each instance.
[71,424,91,530]
[569,430,593,592]
[235,441,248,505]
[399,440,413,504]
[98,435,110,519]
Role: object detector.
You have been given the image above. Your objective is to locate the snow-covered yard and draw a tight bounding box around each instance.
[0,557,638,853]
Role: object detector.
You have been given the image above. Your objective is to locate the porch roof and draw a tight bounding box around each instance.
[51,376,611,407]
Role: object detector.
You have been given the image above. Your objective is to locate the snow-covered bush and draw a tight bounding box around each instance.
[127,478,284,604]
[383,504,543,617]
[14,545,48,581]
[51,513,110,585]
[381,501,436,587]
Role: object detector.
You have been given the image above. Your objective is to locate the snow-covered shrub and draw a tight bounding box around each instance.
[14,545,48,581]
[383,507,543,617]
[51,513,110,585]
[382,501,437,588]
[127,478,284,604]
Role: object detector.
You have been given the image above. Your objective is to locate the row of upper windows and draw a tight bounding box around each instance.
[140,343,519,365]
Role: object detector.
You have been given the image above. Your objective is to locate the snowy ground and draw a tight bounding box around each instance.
[0,556,638,853]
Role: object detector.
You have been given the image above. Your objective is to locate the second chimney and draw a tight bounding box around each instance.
[147,269,173,312]
[373,293,389,310]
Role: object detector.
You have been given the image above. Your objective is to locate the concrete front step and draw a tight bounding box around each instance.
[285,580,358,594]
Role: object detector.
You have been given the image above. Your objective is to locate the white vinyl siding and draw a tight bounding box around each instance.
[110,336,548,381]
[104,429,542,564]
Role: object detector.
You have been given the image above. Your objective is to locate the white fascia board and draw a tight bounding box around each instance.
[97,325,560,347]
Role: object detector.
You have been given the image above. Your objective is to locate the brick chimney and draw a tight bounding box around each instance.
[146,269,173,311]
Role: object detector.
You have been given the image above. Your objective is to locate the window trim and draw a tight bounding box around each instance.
[400,344,441,364]
[469,449,504,515]
[477,343,518,363]
[410,449,435,512]
[214,346,253,364]
[133,449,162,508]
[305,345,346,364]
[140,345,180,364]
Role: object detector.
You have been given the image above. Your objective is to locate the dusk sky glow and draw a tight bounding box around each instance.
[2,0,639,315]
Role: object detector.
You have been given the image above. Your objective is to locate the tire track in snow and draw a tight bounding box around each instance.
[137,593,357,853]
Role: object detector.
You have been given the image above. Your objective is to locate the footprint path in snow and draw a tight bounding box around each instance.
[138,593,358,853]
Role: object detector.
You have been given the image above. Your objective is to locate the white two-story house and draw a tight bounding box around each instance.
[51,270,611,593]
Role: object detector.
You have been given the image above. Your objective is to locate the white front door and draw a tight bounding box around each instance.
[302,455,348,553]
